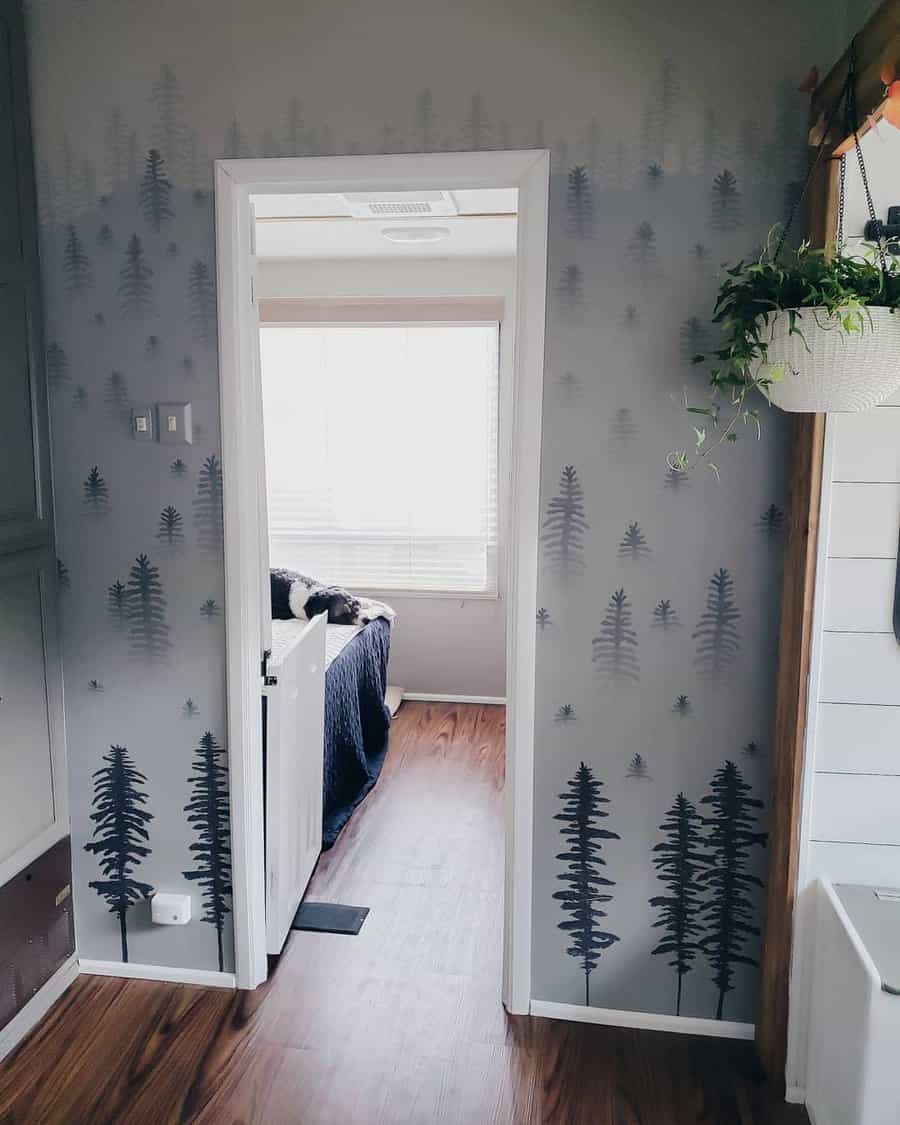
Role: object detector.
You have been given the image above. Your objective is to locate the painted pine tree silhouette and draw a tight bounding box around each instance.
[188,260,216,345]
[680,316,708,363]
[184,731,232,972]
[693,568,741,679]
[664,465,690,491]
[97,223,114,248]
[742,741,764,761]
[83,466,109,513]
[104,370,129,419]
[459,91,491,150]
[556,371,581,398]
[757,504,784,538]
[194,454,224,552]
[699,760,766,1019]
[183,698,199,718]
[555,704,577,723]
[104,106,131,186]
[107,578,126,627]
[84,744,154,962]
[125,554,171,661]
[566,165,594,238]
[710,170,742,232]
[166,240,179,258]
[626,753,652,780]
[646,162,664,188]
[151,64,187,174]
[224,118,249,159]
[650,793,705,1014]
[137,149,173,230]
[541,465,589,578]
[156,505,184,545]
[63,224,91,293]
[610,407,637,444]
[146,335,161,358]
[73,385,89,409]
[618,522,651,561]
[170,458,188,478]
[554,762,620,1005]
[118,234,153,316]
[536,607,552,629]
[691,243,710,271]
[92,312,105,327]
[557,265,583,315]
[592,588,639,682]
[182,355,195,378]
[623,304,639,328]
[46,342,69,391]
[672,694,691,716]
[627,221,657,281]
[652,599,681,630]
[200,598,220,619]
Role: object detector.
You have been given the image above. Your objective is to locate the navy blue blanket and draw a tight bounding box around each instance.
[323,617,392,848]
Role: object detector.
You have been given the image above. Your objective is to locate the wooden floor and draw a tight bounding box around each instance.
[0,702,806,1124]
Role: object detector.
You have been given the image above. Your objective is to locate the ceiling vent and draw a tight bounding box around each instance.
[341,190,458,219]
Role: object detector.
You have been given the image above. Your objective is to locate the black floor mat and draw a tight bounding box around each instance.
[292,901,369,935]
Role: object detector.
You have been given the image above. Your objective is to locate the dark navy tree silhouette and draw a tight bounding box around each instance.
[554,762,619,1005]
[125,554,171,661]
[710,170,742,232]
[541,465,589,578]
[536,607,552,630]
[459,91,491,150]
[140,149,174,231]
[554,704,577,723]
[693,568,741,679]
[56,558,70,591]
[592,588,639,682]
[84,744,154,962]
[184,731,232,971]
[672,694,691,716]
[617,522,651,561]
[200,598,220,619]
[107,578,126,627]
[610,407,637,444]
[627,220,657,281]
[194,454,224,552]
[757,504,784,538]
[188,260,216,345]
[63,224,91,293]
[46,342,69,391]
[646,161,664,188]
[652,599,681,630]
[741,741,764,761]
[557,264,583,315]
[414,88,437,151]
[118,234,154,316]
[104,370,129,419]
[699,761,766,1019]
[650,793,706,1015]
[566,165,594,238]
[170,458,188,478]
[626,753,652,780]
[156,505,184,545]
[83,466,109,513]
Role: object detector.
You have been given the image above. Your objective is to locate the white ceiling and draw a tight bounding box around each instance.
[252,188,518,261]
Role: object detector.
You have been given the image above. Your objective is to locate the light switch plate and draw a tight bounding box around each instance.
[131,405,154,441]
[156,402,193,445]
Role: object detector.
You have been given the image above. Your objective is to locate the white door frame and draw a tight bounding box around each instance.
[215,150,550,1010]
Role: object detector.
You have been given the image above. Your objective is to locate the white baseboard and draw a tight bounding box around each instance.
[0,954,79,1063]
[79,959,236,989]
[402,691,506,706]
[529,999,754,1041]
[786,1085,807,1105]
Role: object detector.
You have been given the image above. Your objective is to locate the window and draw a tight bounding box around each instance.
[260,321,500,595]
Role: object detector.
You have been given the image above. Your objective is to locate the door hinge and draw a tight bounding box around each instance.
[261,648,277,686]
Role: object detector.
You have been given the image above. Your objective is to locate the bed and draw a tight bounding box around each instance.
[269,616,392,848]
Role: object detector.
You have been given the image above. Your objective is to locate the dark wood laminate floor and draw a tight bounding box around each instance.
[0,702,806,1124]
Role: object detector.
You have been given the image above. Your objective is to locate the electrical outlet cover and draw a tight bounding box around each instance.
[131,405,154,441]
[156,402,193,445]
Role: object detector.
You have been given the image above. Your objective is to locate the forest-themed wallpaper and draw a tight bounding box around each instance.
[24,0,864,1006]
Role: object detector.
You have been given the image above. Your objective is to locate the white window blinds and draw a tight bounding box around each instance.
[259,321,500,595]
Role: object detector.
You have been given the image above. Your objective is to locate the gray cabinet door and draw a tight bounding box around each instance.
[0,0,68,896]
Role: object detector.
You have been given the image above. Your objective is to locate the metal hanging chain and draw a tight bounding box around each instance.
[845,39,888,271]
[837,152,847,251]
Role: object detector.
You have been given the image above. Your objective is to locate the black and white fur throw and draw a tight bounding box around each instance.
[270,568,395,626]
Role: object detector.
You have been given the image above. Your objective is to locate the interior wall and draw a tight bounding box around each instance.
[787,127,900,1093]
[25,0,854,1016]
[257,255,515,699]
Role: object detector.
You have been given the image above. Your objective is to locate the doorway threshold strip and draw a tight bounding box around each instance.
[292,901,369,935]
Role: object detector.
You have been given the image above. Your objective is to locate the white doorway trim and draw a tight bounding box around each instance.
[215,151,550,1010]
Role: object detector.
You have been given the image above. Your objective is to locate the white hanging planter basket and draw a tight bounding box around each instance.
[761,306,900,413]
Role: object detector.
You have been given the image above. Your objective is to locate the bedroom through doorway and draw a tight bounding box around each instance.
[215,152,549,1013]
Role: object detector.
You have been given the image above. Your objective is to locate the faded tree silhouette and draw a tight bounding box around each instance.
[46,342,70,390]
[156,505,184,545]
[566,165,593,238]
[83,466,109,513]
[652,599,681,630]
[710,170,742,232]
[194,454,224,552]
[536,607,552,629]
[104,371,129,419]
[118,234,154,316]
[618,522,651,561]
[63,224,92,293]
[626,754,652,780]
[140,149,174,231]
[541,465,589,578]
[553,762,620,1005]
[107,578,126,627]
[554,704,577,723]
[592,589,639,682]
[188,260,216,344]
[693,568,741,679]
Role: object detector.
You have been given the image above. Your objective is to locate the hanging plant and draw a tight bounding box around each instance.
[669,240,900,475]
[671,40,900,477]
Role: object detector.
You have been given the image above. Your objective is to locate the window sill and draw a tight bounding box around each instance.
[358,587,502,602]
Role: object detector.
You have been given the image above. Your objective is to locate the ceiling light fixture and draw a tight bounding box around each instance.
[381,226,452,244]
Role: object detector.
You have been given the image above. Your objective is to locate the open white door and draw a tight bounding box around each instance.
[263,612,326,954]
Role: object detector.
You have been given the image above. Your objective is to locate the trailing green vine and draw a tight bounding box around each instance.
[670,238,900,477]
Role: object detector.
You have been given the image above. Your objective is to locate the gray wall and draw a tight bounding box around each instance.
[26,0,855,1015]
